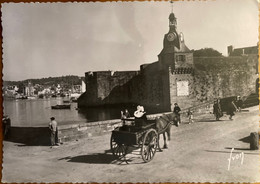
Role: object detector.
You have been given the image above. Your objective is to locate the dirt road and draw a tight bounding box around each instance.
[2,106,259,183]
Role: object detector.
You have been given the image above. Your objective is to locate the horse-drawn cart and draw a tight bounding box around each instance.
[110,118,159,163]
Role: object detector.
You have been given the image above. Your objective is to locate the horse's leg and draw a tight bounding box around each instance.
[167,125,171,141]
[163,133,168,149]
[157,134,163,152]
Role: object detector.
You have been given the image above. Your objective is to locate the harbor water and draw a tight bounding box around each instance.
[3,98,133,127]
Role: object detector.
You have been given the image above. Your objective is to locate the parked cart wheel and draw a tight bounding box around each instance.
[141,129,158,163]
[110,134,127,159]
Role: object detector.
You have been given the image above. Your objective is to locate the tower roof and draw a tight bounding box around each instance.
[169,13,176,21]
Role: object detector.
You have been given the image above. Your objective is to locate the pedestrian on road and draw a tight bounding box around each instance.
[226,101,236,120]
[235,96,243,112]
[213,99,222,121]
[49,117,59,147]
[2,115,11,139]
[187,108,194,124]
[173,103,181,126]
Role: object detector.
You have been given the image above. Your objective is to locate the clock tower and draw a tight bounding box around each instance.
[158,12,193,71]
[158,12,195,111]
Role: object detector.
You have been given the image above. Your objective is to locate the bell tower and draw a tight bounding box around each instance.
[158,4,195,111]
[158,7,193,71]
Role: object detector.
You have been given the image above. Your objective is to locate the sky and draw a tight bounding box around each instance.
[2,0,259,81]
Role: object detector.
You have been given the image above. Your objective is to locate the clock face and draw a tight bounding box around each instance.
[167,33,176,42]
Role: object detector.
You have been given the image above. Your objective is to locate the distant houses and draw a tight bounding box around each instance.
[3,80,86,99]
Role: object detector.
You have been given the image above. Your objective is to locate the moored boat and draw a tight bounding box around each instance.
[51,104,71,109]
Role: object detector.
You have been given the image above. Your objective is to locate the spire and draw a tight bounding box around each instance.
[170,0,174,13]
[169,0,177,31]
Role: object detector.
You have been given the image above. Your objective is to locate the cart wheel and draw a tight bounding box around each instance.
[141,129,158,163]
[110,134,127,158]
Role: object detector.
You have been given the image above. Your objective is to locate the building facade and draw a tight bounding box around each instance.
[78,12,258,112]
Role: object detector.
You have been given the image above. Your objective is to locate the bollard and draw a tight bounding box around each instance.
[250,132,259,150]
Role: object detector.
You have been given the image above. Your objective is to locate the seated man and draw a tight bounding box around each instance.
[121,109,132,126]
[134,105,147,127]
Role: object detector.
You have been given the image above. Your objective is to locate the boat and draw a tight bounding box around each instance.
[16,96,28,100]
[70,97,78,103]
[51,104,71,109]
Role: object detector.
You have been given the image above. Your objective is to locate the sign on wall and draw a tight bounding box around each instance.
[177,81,189,96]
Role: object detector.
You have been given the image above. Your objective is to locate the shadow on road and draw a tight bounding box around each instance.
[58,153,117,164]
[225,147,251,151]
[58,148,146,165]
[196,119,221,122]
[238,135,251,143]
[205,149,259,155]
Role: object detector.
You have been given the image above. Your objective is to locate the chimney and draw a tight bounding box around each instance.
[227,45,233,56]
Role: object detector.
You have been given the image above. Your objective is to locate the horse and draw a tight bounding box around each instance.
[155,112,179,151]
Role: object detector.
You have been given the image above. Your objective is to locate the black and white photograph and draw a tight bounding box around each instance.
[1,0,259,183]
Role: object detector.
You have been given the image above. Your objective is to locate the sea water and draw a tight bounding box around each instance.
[3,98,128,127]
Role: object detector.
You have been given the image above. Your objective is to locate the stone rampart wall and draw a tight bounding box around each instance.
[193,56,258,103]
[79,55,257,112]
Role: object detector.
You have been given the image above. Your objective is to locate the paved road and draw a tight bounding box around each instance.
[2,106,259,183]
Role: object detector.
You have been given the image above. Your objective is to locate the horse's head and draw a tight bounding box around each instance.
[166,113,179,123]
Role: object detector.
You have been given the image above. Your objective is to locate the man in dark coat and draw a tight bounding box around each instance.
[235,96,243,112]
[173,103,181,126]
[226,101,236,120]
[213,100,222,121]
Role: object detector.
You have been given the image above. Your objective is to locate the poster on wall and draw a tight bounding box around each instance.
[177,81,189,96]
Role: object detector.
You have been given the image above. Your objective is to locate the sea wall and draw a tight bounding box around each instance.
[59,100,215,143]
[6,100,235,145]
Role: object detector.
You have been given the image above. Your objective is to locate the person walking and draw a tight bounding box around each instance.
[235,96,243,112]
[213,99,222,121]
[49,117,59,147]
[2,115,11,139]
[173,103,181,126]
[187,108,194,124]
[227,101,236,120]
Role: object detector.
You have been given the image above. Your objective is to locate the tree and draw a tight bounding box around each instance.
[193,48,223,57]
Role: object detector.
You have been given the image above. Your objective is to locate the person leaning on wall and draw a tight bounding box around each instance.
[49,117,59,147]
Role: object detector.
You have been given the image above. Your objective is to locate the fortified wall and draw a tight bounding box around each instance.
[78,55,258,112]
[78,12,258,113]
[193,55,258,103]
[78,71,140,107]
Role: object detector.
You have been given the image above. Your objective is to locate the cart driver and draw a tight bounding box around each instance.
[134,105,147,127]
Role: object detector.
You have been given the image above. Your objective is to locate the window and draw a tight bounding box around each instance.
[176,55,186,62]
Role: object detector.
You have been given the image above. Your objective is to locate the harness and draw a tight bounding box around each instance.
[157,115,174,134]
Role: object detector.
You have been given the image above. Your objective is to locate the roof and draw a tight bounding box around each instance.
[230,46,258,56]
[159,35,191,56]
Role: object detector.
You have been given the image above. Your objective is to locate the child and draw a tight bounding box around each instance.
[187,108,194,124]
